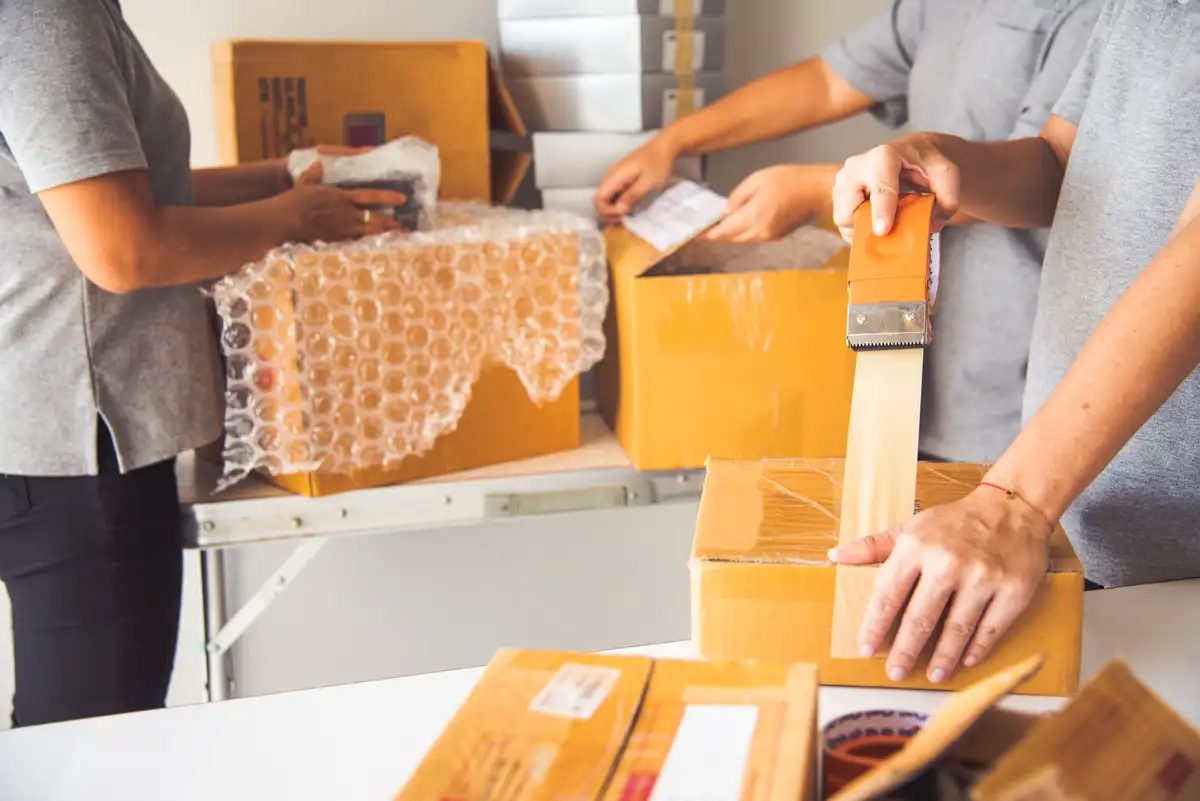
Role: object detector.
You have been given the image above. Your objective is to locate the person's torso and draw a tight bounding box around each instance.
[1027,0,1200,587]
[0,1,223,475]
[904,0,1071,461]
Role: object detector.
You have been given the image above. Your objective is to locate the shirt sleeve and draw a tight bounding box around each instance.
[0,0,148,193]
[1049,0,1119,128]
[819,0,925,128]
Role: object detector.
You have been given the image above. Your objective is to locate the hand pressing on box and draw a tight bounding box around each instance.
[827,485,1052,685]
[701,164,838,243]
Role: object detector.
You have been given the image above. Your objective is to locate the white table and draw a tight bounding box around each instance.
[0,580,1195,801]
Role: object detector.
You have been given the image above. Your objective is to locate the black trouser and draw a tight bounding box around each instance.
[0,425,182,727]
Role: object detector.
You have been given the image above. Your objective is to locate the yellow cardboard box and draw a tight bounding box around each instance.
[597,225,856,471]
[691,459,1084,697]
[395,648,819,801]
[212,39,529,203]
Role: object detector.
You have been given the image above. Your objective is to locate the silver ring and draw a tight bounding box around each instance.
[362,209,371,224]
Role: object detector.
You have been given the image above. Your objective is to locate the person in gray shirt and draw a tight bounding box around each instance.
[596,0,1103,466]
[0,0,405,725]
[830,0,1200,687]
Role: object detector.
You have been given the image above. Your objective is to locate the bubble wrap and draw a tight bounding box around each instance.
[208,203,607,488]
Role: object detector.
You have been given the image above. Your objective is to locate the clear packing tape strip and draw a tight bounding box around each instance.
[207,203,608,489]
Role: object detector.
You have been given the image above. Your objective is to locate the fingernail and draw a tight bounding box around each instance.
[827,547,842,561]
[928,668,946,684]
[858,643,875,658]
[963,655,978,668]
[887,666,906,682]
[873,218,887,235]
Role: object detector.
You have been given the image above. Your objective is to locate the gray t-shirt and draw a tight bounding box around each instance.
[822,0,1103,463]
[0,0,223,475]
[1026,0,1200,587]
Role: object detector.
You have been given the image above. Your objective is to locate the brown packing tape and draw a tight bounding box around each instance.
[676,75,696,119]
[672,0,696,76]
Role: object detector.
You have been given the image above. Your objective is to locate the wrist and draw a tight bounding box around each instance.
[655,125,693,160]
[977,467,1065,528]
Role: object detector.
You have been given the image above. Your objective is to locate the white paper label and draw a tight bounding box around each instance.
[623,179,727,253]
[662,30,706,72]
[660,0,703,14]
[528,663,620,720]
[661,88,707,126]
[650,705,759,801]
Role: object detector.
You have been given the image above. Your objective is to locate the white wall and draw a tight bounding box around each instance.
[105,0,890,700]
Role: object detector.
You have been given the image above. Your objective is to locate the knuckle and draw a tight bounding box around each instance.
[904,614,937,637]
[870,591,904,618]
[943,618,976,640]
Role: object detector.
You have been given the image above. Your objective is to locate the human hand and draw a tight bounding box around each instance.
[831,133,961,243]
[827,485,1053,684]
[702,165,831,243]
[595,135,681,223]
[279,182,408,243]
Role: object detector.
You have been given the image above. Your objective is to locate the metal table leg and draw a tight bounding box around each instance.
[201,549,231,703]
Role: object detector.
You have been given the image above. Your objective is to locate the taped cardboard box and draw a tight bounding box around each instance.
[499,0,726,19]
[500,15,726,77]
[830,655,1200,800]
[533,131,703,189]
[690,460,1084,697]
[597,225,855,471]
[211,40,530,204]
[508,72,727,132]
[394,648,818,801]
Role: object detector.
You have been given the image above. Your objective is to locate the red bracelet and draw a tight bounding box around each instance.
[977,481,1053,526]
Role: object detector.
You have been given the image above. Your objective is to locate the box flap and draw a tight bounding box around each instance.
[488,60,531,204]
[692,459,1081,572]
[828,654,1046,801]
[973,659,1200,801]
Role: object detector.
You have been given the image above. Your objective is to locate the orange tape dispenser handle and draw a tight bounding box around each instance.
[845,194,937,351]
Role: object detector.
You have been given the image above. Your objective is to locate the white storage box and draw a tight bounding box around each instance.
[533,132,703,189]
[508,73,726,132]
[540,188,601,223]
[500,15,726,77]
[498,0,725,18]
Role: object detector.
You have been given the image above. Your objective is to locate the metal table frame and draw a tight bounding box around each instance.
[179,417,705,702]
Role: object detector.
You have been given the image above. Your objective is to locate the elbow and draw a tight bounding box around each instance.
[80,251,160,295]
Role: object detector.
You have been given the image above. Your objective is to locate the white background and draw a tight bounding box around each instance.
[0,0,889,723]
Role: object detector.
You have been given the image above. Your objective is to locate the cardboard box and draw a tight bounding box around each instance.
[395,648,818,801]
[831,655,1200,801]
[597,225,855,471]
[508,72,726,132]
[690,459,1085,697]
[499,0,726,19]
[500,16,726,77]
[212,40,530,204]
[533,131,703,188]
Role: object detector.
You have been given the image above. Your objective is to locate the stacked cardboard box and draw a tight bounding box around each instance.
[498,0,728,222]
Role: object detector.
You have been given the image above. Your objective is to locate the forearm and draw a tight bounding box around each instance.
[192,160,290,206]
[930,133,1065,229]
[661,57,874,157]
[138,196,299,288]
[986,212,1200,522]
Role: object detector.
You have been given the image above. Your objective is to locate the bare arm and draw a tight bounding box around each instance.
[192,160,290,206]
[986,180,1200,522]
[659,57,875,158]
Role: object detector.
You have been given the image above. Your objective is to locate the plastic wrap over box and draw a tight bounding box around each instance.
[209,204,607,491]
[597,224,857,471]
[690,458,1084,696]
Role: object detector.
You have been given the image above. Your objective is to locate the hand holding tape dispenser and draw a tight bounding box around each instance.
[831,194,940,660]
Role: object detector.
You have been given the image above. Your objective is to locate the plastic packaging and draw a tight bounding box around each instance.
[650,224,848,276]
[287,136,441,230]
[208,203,607,488]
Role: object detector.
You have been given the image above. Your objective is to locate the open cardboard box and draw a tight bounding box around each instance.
[395,648,820,801]
[691,459,1084,697]
[831,654,1200,800]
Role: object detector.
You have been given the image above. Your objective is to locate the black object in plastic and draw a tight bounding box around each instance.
[338,177,422,230]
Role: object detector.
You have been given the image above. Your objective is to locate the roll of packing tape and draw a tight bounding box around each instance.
[822,709,928,798]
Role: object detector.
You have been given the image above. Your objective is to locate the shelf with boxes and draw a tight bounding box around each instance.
[498,0,727,219]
